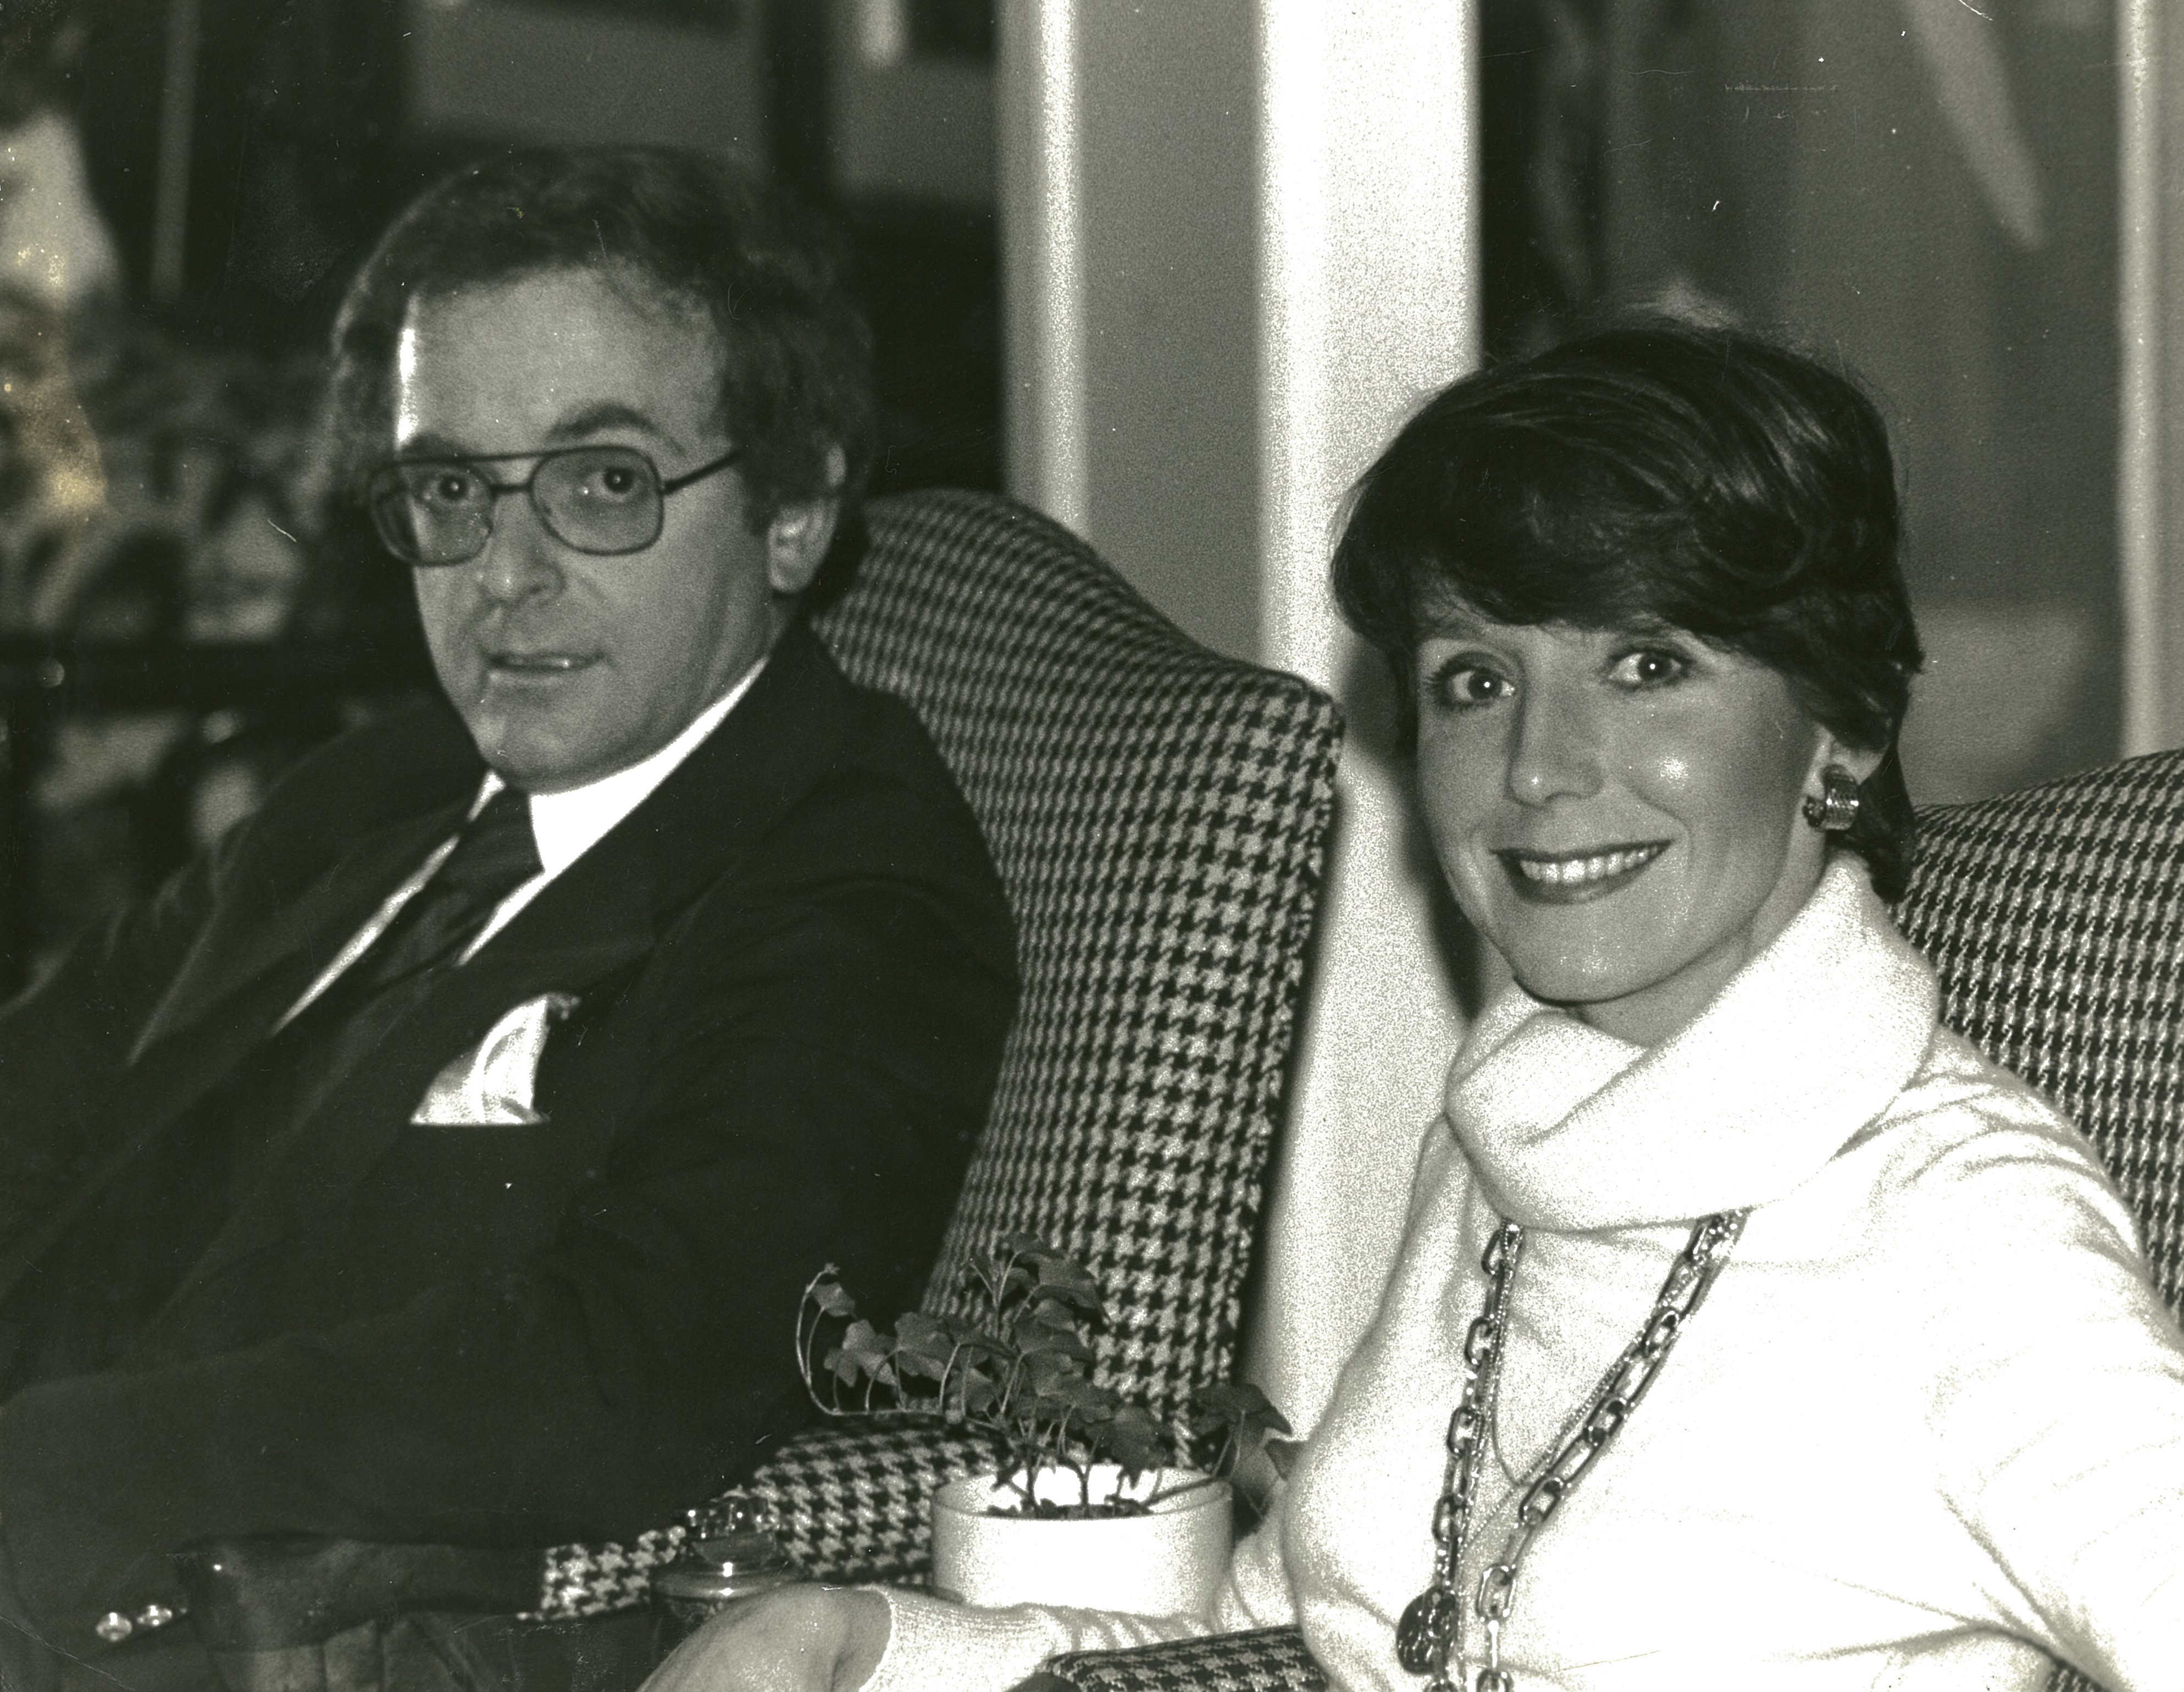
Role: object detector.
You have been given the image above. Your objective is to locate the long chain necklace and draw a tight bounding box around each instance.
[1394,1208,1750,1690]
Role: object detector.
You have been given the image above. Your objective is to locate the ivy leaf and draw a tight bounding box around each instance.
[1102,1405,1169,1473]
[1013,1311,1094,1364]
[1193,1381,1271,1419]
[808,1275,858,1320]
[1039,1373,1117,1418]
[1028,1297,1085,1332]
[1022,1252,1105,1317]
[951,1334,1012,1374]
[834,1319,896,1388]
[827,1344,888,1390]
[958,1367,1000,1417]
[941,1313,989,1347]
[1190,1380,1291,1439]
[893,1312,956,1381]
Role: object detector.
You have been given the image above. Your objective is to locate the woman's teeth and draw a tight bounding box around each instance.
[1513,844,1664,886]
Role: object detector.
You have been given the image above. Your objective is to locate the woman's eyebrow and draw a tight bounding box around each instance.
[1418,612,1495,643]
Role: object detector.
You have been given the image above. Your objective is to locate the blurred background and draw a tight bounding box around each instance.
[0,0,2139,997]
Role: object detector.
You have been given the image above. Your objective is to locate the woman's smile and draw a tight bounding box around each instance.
[1498,841,1669,903]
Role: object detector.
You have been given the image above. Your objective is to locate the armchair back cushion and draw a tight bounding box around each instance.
[536,489,1342,1613]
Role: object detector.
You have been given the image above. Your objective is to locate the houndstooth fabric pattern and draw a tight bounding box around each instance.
[1050,1627,1327,1691]
[1898,752,2184,1322]
[536,490,1342,1613]
[1051,753,2184,1692]
[1895,750,2184,1692]
[740,1425,1000,1585]
[535,1525,690,1620]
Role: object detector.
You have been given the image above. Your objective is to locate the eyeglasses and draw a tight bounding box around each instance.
[367,444,742,567]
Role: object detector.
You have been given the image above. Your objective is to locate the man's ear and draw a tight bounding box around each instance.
[764,445,846,597]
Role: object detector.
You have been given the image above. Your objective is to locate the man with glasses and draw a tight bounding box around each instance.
[0,147,1015,1690]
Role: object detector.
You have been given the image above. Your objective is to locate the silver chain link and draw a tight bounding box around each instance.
[1395,1208,1749,1690]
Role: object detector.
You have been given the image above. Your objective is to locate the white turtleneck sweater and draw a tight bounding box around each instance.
[863,862,2184,1691]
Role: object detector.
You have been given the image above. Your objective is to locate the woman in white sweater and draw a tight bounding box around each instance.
[647,322,2184,1691]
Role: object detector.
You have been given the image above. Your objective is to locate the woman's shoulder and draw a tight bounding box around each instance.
[1845,1026,2144,1269]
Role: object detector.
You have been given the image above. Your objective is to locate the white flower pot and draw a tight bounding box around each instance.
[928,1464,1233,1616]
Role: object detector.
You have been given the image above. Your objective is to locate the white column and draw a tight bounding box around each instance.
[995,1,1478,1440]
[2119,0,2184,756]
[1245,3,1477,1441]
[996,0,1088,538]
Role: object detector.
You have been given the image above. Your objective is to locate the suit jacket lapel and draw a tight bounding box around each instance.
[129,803,469,1064]
[171,623,865,1287]
[131,698,487,1067]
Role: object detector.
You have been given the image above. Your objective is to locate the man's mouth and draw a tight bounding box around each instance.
[484,650,598,678]
[1497,842,1669,903]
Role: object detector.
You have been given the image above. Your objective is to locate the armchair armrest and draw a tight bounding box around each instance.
[1045,1626,1324,1691]
[538,1424,998,1616]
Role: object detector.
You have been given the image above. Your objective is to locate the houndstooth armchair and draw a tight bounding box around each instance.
[1044,749,2184,1692]
[524,486,1345,1613]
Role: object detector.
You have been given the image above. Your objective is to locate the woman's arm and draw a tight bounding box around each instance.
[644,1508,1303,1692]
[1915,1139,2184,1691]
[647,1588,893,1692]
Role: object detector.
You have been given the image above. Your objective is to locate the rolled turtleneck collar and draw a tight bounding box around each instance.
[1443,858,1940,1232]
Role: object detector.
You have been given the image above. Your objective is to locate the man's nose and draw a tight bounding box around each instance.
[1505,684,1605,806]
[471,492,564,605]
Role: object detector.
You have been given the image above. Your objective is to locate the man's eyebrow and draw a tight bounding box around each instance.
[394,430,467,459]
[392,405,681,460]
[544,402,675,445]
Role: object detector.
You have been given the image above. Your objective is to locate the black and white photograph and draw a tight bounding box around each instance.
[0,3,2175,1690]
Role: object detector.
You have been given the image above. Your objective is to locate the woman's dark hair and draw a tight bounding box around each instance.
[317,145,874,534]
[1333,316,1924,899]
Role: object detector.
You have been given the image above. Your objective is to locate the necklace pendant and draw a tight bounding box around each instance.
[1396,1584,1462,1673]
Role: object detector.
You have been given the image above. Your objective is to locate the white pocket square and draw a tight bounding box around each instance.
[411,993,578,1126]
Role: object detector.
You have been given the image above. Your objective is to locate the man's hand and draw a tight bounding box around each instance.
[644,1584,891,1692]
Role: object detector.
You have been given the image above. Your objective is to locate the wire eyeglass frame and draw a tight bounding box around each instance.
[368,444,743,567]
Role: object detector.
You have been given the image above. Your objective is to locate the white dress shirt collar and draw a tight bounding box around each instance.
[483,653,769,877]
[458,652,768,955]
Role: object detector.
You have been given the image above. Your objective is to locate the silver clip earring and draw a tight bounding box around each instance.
[1801,765,1861,832]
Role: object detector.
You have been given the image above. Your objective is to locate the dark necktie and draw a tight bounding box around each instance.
[352,783,542,993]
[270,784,542,1116]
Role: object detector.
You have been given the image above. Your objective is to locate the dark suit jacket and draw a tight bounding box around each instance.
[0,623,1016,1656]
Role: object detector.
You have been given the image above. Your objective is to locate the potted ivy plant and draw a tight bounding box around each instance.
[798,1234,1291,1614]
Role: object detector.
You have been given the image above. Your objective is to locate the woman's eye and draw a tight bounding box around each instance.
[1609,648,1690,689]
[1430,662,1512,711]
